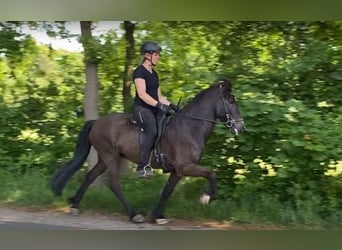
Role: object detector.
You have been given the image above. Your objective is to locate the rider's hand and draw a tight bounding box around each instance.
[156,102,174,115]
[169,103,180,112]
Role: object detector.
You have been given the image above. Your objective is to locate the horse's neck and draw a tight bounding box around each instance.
[184,91,217,121]
[175,97,216,144]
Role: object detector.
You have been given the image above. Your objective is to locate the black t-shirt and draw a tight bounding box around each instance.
[133,64,159,110]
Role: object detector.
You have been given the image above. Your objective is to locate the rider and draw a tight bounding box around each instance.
[133,41,178,178]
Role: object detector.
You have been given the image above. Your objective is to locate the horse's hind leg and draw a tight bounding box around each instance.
[101,152,143,223]
[67,161,107,215]
[151,172,181,224]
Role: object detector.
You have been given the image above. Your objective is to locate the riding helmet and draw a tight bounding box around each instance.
[140,42,162,55]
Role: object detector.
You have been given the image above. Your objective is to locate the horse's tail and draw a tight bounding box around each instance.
[49,119,96,196]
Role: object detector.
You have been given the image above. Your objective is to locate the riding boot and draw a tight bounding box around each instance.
[154,114,165,164]
[136,128,153,178]
[154,114,170,172]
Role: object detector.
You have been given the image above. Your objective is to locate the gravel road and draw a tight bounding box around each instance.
[0,206,221,230]
[0,206,286,230]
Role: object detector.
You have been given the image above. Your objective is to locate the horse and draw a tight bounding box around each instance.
[49,78,245,224]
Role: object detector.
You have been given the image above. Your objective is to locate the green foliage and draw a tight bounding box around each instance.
[96,31,126,114]
[0,36,84,175]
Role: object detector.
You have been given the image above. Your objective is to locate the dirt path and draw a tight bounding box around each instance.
[0,205,286,230]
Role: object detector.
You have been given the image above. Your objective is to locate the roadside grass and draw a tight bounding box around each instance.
[0,169,340,229]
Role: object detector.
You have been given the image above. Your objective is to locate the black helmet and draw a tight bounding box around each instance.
[140,42,162,55]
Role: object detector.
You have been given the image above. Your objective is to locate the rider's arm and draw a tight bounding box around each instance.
[134,78,159,107]
[157,87,170,105]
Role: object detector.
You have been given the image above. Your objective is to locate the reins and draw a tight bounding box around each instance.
[172,112,243,129]
[173,113,226,125]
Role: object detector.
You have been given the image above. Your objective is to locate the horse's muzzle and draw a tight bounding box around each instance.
[230,120,245,135]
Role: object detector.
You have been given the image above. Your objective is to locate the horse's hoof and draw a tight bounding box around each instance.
[199,193,211,205]
[155,218,169,225]
[70,208,79,216]
[131,214,145,223]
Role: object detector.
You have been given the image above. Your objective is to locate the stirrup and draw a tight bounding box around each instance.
[143,164,153,173]
[143,163,154,177]
[137,164,154,178]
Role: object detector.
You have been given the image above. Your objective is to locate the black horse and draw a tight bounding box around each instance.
[49,78,244,224]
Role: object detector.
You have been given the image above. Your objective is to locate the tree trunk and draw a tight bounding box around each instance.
[80,21,99,120]
[122,21,136,113]
[80,21,104,186]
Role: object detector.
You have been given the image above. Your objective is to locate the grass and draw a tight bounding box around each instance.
[0,169,341,229]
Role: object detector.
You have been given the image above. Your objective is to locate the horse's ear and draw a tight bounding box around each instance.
[217,78,232,93]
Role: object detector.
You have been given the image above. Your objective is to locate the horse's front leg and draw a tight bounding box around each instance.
[181,162,218,203]
[151,172,181,224]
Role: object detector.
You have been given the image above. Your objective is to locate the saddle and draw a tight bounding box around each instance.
[130,115,171,172]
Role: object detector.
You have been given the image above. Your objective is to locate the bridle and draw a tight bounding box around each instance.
[220,93,243,129]
[173,90,243,131]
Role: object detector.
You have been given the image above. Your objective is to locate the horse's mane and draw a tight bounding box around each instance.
[179,78,231,111]
[182,84,218,109]
[168,80,230,126]
[167,78,231,128]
